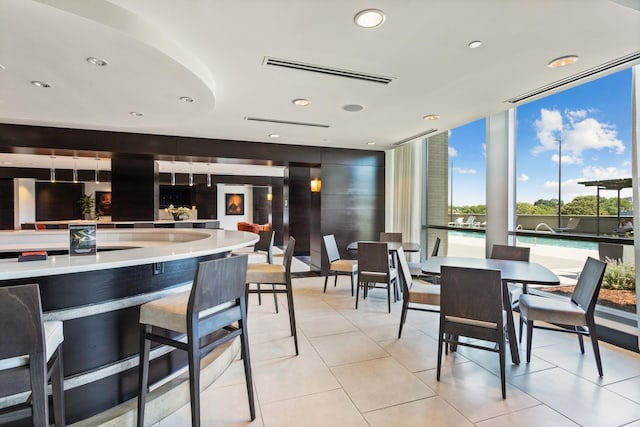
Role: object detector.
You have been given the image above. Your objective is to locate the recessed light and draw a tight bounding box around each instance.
[292,98,310,106]
[423,114,440,121]
[342,104,364,112]
[179,96,194,103]
[366,141,376,146]
[354,9,385,28]
[129,111,143,117]
[269,134,280,138]
[468,40,482,49]
[547,55,579,68]
[86,57,108,67]
[31,80,51,88]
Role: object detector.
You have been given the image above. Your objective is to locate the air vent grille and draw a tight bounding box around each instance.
[264,57,394,84]
[393,129,439,146]
[245,117,330,128]
[506,50,640,103]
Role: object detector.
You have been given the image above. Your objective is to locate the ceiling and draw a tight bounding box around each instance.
[1,0,639,172]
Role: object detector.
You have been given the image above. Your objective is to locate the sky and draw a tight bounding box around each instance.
[448,68,633,206]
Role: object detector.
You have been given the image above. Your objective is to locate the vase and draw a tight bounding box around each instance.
[172,213,181,221]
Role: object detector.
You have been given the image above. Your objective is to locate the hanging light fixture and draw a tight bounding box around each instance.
[50,155,56,183]
[207,163,212,187]
[171,161,176,186]
[72,156,78,183]
[188,162,194,186]
[94,156,100,183]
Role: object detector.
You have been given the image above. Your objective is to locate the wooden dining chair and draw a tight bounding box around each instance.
[356,242,397,313]
[232,230,276,307]
[322,234,358,295]
[437,266,507,398]
[379,232,403,242]
[0,283,65,426]
[519,257,607,376]
[396,246,441,338]
[490,244,530,339]
[409,236,441,279]
[137,255,254,427]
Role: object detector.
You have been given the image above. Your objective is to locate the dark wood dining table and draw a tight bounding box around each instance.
[420,256,560,364]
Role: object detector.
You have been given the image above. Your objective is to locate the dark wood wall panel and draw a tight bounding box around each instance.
[194,185,217,219]
[0,178,14,230]
[35,182,83,221]
[287,167,311,256]
[111,155,158,221]
[252,187,270,225]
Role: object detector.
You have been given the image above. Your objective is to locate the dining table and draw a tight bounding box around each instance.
[420,256,560,364]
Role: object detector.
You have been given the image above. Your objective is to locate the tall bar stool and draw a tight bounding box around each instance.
[232,231,276,307]
[245,237,298,355]
[0,283,65,426]
[137,255,254,427]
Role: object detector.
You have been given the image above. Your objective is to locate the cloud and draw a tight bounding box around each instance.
[541,165,632,200]
[532,108,624,162]
[550,153,582,165]
[581,165,630,180]
[448,146,458,157]
[517,173,529,182]
[453,167,476,174]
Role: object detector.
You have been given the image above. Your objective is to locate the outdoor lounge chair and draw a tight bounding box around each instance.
[553,217,580,233]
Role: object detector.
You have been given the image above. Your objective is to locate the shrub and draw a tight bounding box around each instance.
[602,259,635,291]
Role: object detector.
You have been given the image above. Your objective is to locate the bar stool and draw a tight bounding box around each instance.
[245,237,298,355]
[232,231,276,307]
[137,255,254,427]
[0,283,65,426]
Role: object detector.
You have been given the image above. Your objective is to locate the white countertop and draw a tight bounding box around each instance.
[0,229,258,280]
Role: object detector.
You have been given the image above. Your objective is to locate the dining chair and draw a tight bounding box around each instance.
[396,246,441,338]
[355,242,397,313]
[245,237,299,355]
[232,230,276,307]
[437,266,507,398]
[409,236,440,279]
[322,234,358,295]
[137,255,254,427]
[519,256,607,376]
[490,244,530,339]
[0,283,65,426]
[379,232,403,242]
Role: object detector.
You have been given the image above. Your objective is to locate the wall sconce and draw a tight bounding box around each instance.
[310,177,322,193]
[267,192,273,201]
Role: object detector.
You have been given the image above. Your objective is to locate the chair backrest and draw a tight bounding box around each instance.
[323,234,341,263]
[188,255,249,316]
[255,230,275,263]
[431,237,441,257]
[490,244,530,262]
[396,246,412,296]
[0,284,48,424]
[282,237,296,273]
[440,266,503,324]
[566,218,580,230]
[571,257,607,313]
[358,242,390,275]
[380,232,403,242]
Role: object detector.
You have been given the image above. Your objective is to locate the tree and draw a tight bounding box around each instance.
[562,195,633,216]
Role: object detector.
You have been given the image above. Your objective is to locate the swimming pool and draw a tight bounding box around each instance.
[449,230,598,250]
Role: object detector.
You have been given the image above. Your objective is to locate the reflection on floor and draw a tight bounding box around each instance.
[155,275,640,427]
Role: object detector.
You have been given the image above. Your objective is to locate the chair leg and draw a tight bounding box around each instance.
[285,280,299,355]
[355,279,361,309]
[499,328,506,399]
[350,272,355,296]
[257,283,262,305]
[272,284,279,313]
[577,326,585,354]
[436,323,444,381]
[50,347,65,427]
[525,319,534,363]
[239,297,256,420]
[187,333,201,427]
[323,273,329,293]
[334,272,338,287]
[587,318,604,377]
[137,324,151,427]
[398,299,409,338]
[387,280,391,314]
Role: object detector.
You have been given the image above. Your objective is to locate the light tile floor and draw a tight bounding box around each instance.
[156,274,640,427]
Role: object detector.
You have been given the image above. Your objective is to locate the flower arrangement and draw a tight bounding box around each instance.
[165,204,191,220]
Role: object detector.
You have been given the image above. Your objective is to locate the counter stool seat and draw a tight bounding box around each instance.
[137,255,254,427]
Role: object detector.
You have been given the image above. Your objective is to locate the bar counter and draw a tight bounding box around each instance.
[0,228,258,425]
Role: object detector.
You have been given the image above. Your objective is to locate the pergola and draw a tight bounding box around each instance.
[578,178,632,235]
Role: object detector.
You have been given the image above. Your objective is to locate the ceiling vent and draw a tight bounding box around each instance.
[263,57,394,84]
[245,117,330,128]
[393,129,439,146]
[506,50,640,104]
